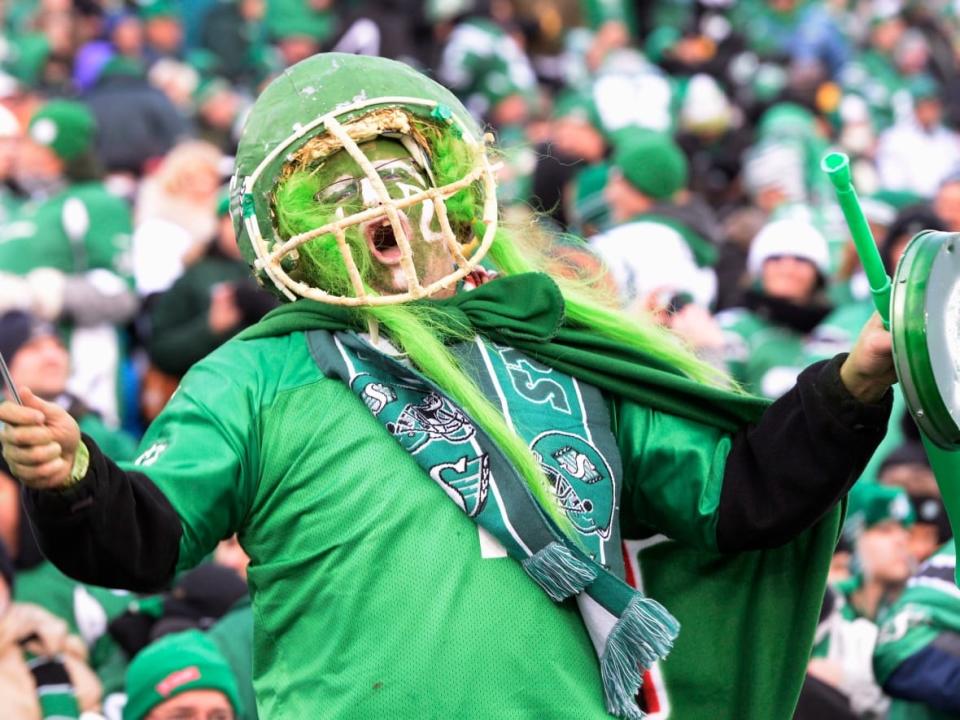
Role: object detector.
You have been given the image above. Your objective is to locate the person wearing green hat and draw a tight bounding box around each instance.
[123,630,241,720]
[590,131,718,309]
[142,0,185,64]
[0,99,137,428]
[838,483,917,622]
[873,542,960,720]
[876,74,960,197]
[801,484,917,717]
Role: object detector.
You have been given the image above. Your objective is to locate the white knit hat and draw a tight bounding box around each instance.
[747,218,830,276]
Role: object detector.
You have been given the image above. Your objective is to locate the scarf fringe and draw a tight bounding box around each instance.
[521,542,598,601]
[600,594,680,720]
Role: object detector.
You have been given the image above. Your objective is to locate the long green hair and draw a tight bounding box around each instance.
[272,121,730,535]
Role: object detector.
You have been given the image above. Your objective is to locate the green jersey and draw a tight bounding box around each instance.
[875,544,960,720]
[124,330,829,719]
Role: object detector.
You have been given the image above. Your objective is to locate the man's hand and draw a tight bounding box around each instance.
[0,388,81,490]
[840,313,897,404]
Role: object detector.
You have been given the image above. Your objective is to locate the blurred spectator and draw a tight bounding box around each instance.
[590,131,718,309]
[874,542,960,719]
[141,0,185,64]
[876,75,960,197]
[0,311,138,461]
[0,100,137,426]
[145,191,278,382]
[805,584,888,719]
[734,0,850,79]
[193,78,244,155]
[84,55,186,177]
[148,57,200,113]
[530,90,607,230]
[200,0,268,88]
[933,172,960,232]
[122,629,241,720]
[717,218,832,398]
[879,442,953,564]
[109,565,247,661]
[132,140,223,296]
[837,483,916,622]
[435,1,537,126]
[0,539,104,719]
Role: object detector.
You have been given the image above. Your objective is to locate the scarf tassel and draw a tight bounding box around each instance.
[521,541,598,601]
[601,594,680,720]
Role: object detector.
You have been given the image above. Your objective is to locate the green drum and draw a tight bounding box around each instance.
[891,230,960,449]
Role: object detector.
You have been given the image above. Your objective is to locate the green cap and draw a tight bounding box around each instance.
[612,131,688,200]
[844,483,916,542]
[28,100,96,162]
[139,0,180,20]
[123,630,241,720]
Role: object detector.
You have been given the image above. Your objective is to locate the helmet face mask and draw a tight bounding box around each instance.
[231,55,500,306]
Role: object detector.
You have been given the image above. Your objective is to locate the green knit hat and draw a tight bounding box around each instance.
[613,131,688,200]
[28,100,96,162]
[843,483,916,542]
[123,630,241,720]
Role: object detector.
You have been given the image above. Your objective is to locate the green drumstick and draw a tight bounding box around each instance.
[821,152,892,328]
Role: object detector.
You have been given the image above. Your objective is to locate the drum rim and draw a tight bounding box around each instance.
[891,230,960,449]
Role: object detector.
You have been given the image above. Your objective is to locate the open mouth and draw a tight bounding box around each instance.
[363,214,410,265]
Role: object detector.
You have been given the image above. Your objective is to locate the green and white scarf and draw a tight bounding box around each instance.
[26,655,80,720]
[309,328,677,720]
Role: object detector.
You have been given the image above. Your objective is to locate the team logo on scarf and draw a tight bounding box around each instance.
[532,430,615,540]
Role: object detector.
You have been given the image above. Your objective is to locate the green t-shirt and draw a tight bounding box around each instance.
[125,329,830,718]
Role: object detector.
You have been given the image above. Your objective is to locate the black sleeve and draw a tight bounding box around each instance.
[716,354,892,552]
[22,434,182,593]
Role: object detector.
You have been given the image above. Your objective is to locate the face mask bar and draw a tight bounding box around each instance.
[239,96,499,306]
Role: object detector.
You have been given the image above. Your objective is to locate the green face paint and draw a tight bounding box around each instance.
[304,138,455,295]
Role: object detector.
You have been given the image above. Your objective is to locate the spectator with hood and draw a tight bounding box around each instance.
[717,217,832,398]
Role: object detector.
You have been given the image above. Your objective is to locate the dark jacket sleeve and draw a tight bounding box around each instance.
[882,632,960,713]
[22,434,182,593]
[716,354,892,552]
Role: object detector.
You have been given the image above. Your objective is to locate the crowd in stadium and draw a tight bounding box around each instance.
[0,0,959,718]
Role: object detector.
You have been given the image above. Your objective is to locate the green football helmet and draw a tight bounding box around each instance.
[231,52,499,306]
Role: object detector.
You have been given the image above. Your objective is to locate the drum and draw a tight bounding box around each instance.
[891,230,960,449]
